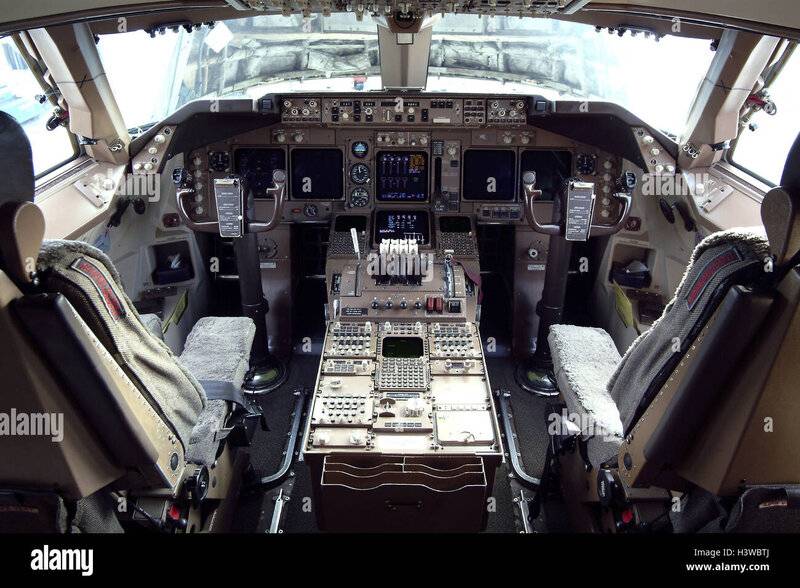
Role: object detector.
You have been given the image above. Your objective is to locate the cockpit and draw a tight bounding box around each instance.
[1,0,800,550]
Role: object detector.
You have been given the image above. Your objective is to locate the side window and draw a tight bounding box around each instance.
[0,37,79,178]
[731,46,799,185]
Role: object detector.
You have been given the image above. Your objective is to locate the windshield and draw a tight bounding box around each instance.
[98,13,714,135]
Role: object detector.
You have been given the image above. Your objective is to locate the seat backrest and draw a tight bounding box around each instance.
[35,239,206,449]
[608,230,771,433]
[615,132,800,497]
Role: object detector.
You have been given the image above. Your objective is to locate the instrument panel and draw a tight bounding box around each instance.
[180,93,632,228]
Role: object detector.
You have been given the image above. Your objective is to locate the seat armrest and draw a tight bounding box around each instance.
[180,316,256,393]
[139,313,164,341]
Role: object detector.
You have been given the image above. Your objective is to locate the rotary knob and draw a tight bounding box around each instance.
[405,398,425,418]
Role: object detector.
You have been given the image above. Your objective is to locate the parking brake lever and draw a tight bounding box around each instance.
[522,171,561,235]
[248,169,286,233]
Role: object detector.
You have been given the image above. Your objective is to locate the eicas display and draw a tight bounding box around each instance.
[376,151,429,201]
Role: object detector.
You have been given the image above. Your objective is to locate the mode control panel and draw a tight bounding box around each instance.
[318,97,467,126]
[275,95,540,128]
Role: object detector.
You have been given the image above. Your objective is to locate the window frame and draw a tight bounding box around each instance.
[726,41,798,187]
[2,34,83,180]
[33,137,83,181]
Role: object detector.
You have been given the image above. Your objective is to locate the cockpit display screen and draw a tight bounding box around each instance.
[519,150,573,201]
[462,149,516,201]
[234,148,286,199]
[376,151,429,201]
[290,148,344,200]
[374,210,430,245]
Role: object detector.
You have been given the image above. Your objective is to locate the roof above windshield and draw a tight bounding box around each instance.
[97,13,715,135]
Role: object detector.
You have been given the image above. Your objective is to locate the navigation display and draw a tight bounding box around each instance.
[519,150,573,201]
[463,149,516,201]
[374,210,430,245]
[376,151,429,201]
[234,148,286,199]
[290,148,344,200]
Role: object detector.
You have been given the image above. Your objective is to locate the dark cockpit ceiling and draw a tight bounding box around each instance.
[132,92,674,234]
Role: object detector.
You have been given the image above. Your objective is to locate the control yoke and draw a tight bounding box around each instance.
[522,171,634,240]
[517,169,635,395]
[175,169,287,236]
[174,168,288,391]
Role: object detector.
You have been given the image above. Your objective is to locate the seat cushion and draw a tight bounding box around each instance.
[180,316,256,466]
[548,324,624,440]
[179,316,255,392]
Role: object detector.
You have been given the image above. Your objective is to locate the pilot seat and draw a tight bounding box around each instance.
[543,133,800,533]
[0,112,260,533]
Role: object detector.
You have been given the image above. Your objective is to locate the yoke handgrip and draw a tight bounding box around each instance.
[248,169,287,233]
[522,171,561,236]
[587,191,632,237]
[177,187,219,233]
